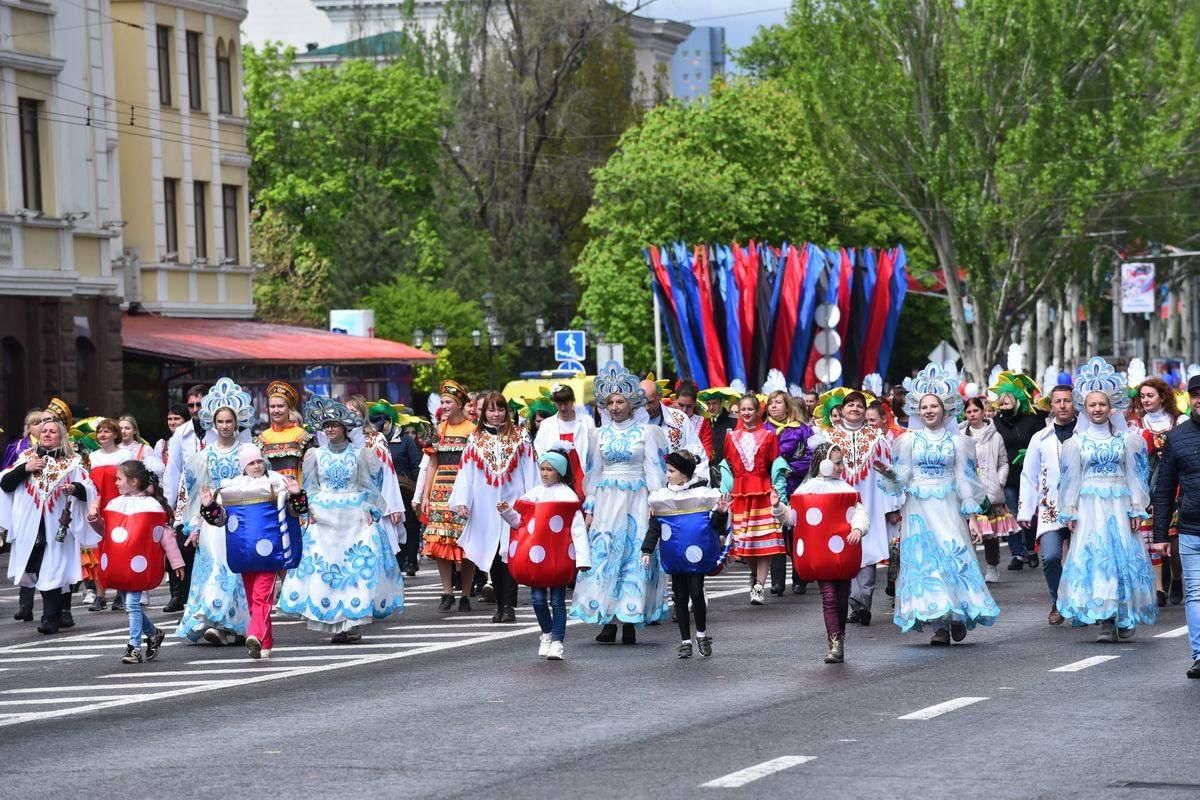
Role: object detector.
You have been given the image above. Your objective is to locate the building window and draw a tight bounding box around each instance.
[216,41,233,115]
[222,184,239,262]
[163,178,179,258]
[157,25,173,106]
[186,31,202,110]
[193,181,208,261]
[17,99,42,211]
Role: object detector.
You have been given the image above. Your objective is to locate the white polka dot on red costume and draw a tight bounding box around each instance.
[567,544,576,560]
[100,553,109,570]
[527,519,535,533]
[685,545,703,563]
[255,539,274,557]
[549,515,564,533]
[508,541,518,558]
[828,535,845,554]
[152,526,166,543]
[110,526,128,543]
[130,555,148,573]
[795,539,805,558]
[845,506,857,523]
[805,508,823,526]
[227,516,240,532]
[529,545,546,564]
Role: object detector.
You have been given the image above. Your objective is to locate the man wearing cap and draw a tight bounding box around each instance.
[1151,374,1200,678]
[254,381,314,483]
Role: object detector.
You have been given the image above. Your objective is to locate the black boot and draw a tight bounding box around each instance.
[13,586,34,621]
[164,565,184,612]
[59,592,75,629]
[37,590,63,635]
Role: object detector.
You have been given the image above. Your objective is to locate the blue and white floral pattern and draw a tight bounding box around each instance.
[570,420,669,626]
[176,444,250,641]
[279,445,403,632]
[1055,429,1157,630]
[885,428,1000,632]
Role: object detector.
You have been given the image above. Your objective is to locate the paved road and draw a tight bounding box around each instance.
[0,554,1196,799]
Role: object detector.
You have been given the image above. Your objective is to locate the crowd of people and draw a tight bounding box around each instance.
[0,356,1197,678]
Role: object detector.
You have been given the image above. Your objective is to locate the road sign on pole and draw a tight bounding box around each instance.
[554,330,586,363]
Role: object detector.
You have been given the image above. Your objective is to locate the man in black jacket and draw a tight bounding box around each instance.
[1152,374,1200,678]
[993,389,1046,570]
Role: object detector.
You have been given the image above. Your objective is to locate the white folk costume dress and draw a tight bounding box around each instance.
[280,443,404,632]
[960,421,1015,538]
[1130,408,1187,564]
[448,427,539,570]
[569,419,670,626]
[652,404,710,480]
[1056,420,1157,630]
[884,425,1001,632]
[362,427,407,553]
[176,441,253,640]
[0,449,99,590]
[815,421,895,568]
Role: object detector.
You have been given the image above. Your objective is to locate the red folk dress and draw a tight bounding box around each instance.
[725,424,786,559]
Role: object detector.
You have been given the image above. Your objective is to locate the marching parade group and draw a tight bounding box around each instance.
[1,354,1199,678]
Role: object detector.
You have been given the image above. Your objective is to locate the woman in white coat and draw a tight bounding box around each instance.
[449,391,539,623]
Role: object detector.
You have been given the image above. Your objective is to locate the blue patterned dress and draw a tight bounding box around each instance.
[884,427,1001,632]
[569,419,669,627]
[1055,426,1157,630]
[176,443,251,641]
[279,444,404,633]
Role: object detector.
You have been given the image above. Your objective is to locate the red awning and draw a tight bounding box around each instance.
[122,314,434,365]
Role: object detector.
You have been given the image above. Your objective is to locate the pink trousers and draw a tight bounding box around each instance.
[241,571,276,649]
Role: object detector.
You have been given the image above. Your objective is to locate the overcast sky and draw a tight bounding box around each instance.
[241,1,789,56]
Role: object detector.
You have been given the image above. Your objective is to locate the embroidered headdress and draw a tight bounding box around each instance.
[45,397,73,429]
[304,396,362,431]
[595,361,646,408]
[198,378,255,431]
[266,380,301,410]
[440,380,469,406]
[902,362,963,423]
[1072,356,1129,413]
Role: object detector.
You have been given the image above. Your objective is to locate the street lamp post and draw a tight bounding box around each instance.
[415,324,449,394]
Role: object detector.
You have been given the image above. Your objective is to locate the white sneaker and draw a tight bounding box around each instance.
[537,633,552,657]
[82,588,97,605]
[546,641,564,661]
[984,565,1000,584]
[259,648,271,660]
[750,584,765,605]
[246,635,262,659]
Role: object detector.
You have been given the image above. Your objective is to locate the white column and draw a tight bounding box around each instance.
[175,10,195,261]
[145,2,166,260]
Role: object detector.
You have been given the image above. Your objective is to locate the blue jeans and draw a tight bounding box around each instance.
[1004,487,1026,559]
[1039,528,1068,602]
[1178,535,1200,660]
[126,591,157,648]
[530,586,567,642]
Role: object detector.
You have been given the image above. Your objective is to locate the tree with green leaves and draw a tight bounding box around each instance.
[742,0,1200,379]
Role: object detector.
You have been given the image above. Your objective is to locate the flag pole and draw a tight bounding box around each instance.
[653,288,664,377]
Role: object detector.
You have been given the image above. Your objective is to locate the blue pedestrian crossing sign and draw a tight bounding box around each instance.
[554,330,586,363]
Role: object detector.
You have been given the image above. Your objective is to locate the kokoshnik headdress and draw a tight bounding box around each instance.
[594,361,646,408]
[266,380,301,410]
[303,396,363,431]
[902,362,963,428]
[199,377,255,431]
[1072,356,1129,414]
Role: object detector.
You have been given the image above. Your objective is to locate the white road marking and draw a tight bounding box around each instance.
[1,681,233,693]
[0,695,158,706]
[898,697,989,720]
[0,655,103,663]
[1049,655,1120,672]
[700,756,817,788]
[1154,625,1190,639]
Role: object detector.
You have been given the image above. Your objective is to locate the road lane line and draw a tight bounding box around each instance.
[0,695,163,706]
[0,585,750,728]
[1049,655,1120,672]
[898,697,989,720]
[1,681,235,693]
[1154,625,1190,639]
[700,756,817,788]
[0,654,103,663]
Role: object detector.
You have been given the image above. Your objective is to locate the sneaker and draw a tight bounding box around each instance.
[145,629,166,661]
[984,565,1000,584]
[1187,659,1200,679]
[750,584,765,605]
[82,588,96,605]
[246,635,262,659]
[546,641,564,661]
[331,631,350,644]
[1096,620,1117,643]
[111,595,125,613]
[1117,626,1136,641]
[202,627,224,645]
[480,583,496,603]
[538,633,553,657]
[346,627,363,643]
[697,635,712,658]
[677,641,693,659]
[259,648,272,660]
[458,596,471,612]
[1006,557,1024,571]
[88,595,107,612]
[121,645,144,664]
